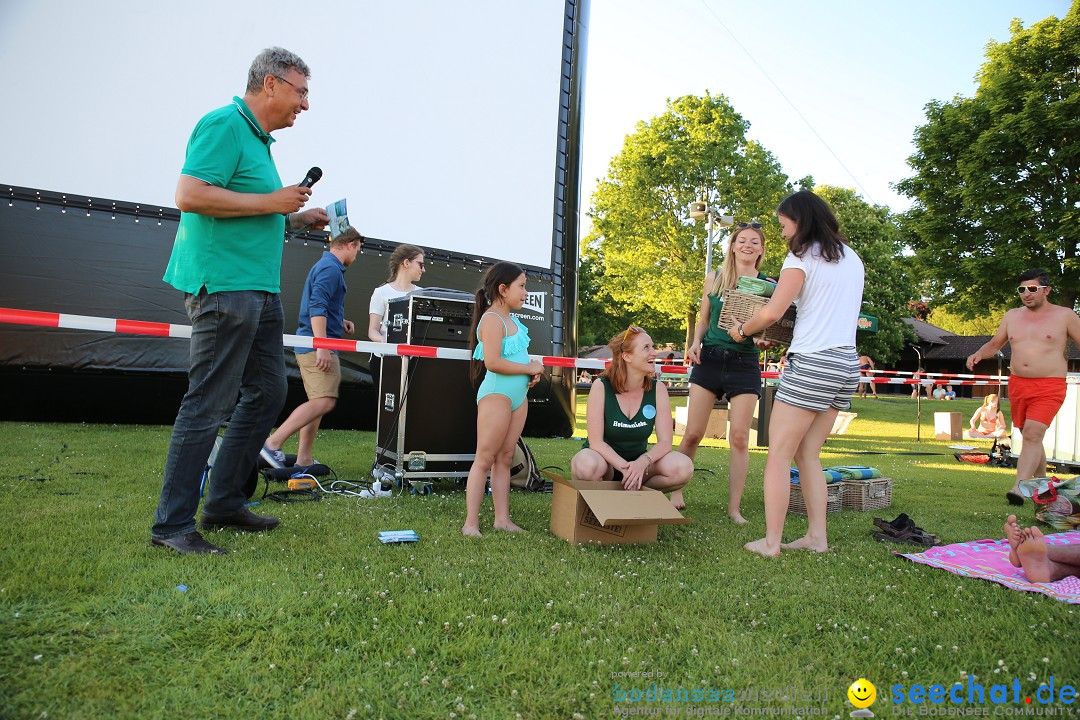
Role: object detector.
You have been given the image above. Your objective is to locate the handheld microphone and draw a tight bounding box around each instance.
[298,166,323,189]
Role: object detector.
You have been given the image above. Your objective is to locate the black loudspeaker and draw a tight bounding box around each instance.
[375,290,477,483]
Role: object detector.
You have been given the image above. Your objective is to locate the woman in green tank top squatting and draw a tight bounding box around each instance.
[674,222,774,520]
[571,326,693,496]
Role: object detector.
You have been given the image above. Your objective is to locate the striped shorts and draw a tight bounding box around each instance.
[775,347,860,412]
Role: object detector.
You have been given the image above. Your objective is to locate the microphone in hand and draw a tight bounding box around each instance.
[298,166,323,189]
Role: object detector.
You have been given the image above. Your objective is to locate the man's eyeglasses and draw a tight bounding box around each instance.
[274,75,309,102]
[1017,285,1048,294]
[737,222,763,230]
[622,325,644,345]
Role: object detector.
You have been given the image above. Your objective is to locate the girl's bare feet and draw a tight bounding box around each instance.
[462,524,482,537]
[728,511,749,525]
[744,538,780,557]
[780,535,829,553]
[670,490,686,510]
[494,521,526,533]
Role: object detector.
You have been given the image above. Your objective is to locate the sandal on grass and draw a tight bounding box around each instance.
[871,528,940,548]
[872,513,940,546]
[873,514,912,534]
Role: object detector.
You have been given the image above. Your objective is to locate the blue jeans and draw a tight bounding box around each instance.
[152,290,287,539]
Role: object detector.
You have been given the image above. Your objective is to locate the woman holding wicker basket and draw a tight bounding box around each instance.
[675,221,773,519]
[728,190,864,557]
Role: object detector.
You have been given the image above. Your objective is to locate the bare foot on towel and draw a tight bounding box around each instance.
[1016,526,1058,583]
[1004,514,1023,568]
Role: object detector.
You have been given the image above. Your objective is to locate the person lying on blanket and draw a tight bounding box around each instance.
[1004,514,1080,583]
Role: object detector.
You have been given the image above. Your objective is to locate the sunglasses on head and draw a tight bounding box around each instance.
[737,222,763,230]
[1017,285,1047,294]
[622,325,644,344]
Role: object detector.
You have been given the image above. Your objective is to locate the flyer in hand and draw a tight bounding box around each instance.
[325,198,349,239]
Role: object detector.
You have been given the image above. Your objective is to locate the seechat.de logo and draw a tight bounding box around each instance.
[891,676,1078,707]
[848,678,877,717]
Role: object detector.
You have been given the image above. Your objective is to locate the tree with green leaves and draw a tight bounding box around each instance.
[923,304,1007,336]
[576,254,684,347]
[815,186,916,364]
[585,93,794,349]
[897,3,1080,314]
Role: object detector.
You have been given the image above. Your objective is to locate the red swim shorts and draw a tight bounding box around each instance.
[1008,375,1066,429]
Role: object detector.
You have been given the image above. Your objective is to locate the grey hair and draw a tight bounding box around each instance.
[246,47,311,94]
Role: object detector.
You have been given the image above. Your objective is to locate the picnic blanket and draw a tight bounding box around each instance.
[790,466,881,484]
[831,466,882,480]
[790,468,843,484]
[736,276,776,297]
[900,531,1080,604]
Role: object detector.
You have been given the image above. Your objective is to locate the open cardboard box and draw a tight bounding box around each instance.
[550,475,691,545]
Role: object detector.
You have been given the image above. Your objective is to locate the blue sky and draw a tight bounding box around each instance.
[0,0,1071,258]
[580,0,1070,220]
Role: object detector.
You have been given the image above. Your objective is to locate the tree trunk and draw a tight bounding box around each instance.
[684,310,697,352]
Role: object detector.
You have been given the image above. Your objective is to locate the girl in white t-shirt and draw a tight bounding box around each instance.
[727,190,864,557]
[367,244,426,344]
[367,244,425,388]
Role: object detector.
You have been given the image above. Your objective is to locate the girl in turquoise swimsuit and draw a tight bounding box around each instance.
[462,262,544,537]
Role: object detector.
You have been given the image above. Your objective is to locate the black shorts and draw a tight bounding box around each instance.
[688,346,761,400]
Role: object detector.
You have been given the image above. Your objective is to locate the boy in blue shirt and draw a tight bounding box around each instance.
[264,227,363,467]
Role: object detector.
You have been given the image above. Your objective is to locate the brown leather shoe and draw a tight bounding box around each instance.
[151,531,228,555]
[199,507,280,532]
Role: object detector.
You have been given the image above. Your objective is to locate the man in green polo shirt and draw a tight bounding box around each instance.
[151,47,329,555]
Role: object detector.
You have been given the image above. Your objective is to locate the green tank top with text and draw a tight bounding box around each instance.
[583,377,657,461]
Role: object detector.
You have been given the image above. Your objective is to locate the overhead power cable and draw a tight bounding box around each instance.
[697,0,877,204]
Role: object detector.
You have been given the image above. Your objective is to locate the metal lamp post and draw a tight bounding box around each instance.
[912,345,923,441]
[689,201,734,275]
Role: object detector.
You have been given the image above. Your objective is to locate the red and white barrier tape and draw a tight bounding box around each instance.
[863,368,1006,381]
[0,307,193,338]
[0,307,643,373]
[0,307,1026,386]
[863,377,1005,387]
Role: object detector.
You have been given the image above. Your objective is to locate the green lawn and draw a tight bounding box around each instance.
[1,396,1077,718]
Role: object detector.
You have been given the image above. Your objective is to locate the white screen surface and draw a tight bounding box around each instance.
[0,1,566,269]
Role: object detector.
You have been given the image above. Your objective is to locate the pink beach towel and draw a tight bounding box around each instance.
[900,531,1080,604]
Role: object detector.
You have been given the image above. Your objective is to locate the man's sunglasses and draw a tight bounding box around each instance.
[1017,285,1047,294]
[736,222,763,230]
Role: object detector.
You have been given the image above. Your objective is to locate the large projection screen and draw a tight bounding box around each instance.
[0,0,565,269]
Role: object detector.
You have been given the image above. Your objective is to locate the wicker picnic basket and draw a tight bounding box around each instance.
[788,481,843,516]
[841,477,893,511]
[718,290,796,345]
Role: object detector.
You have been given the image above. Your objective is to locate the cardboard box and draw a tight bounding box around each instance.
[550,476,691,545]
[934,411,963,441]
[674,405,727,439]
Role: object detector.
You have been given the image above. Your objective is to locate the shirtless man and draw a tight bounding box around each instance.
[967,268,1080,505]
[858,354,877,398]
[1004,514,1080,583]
